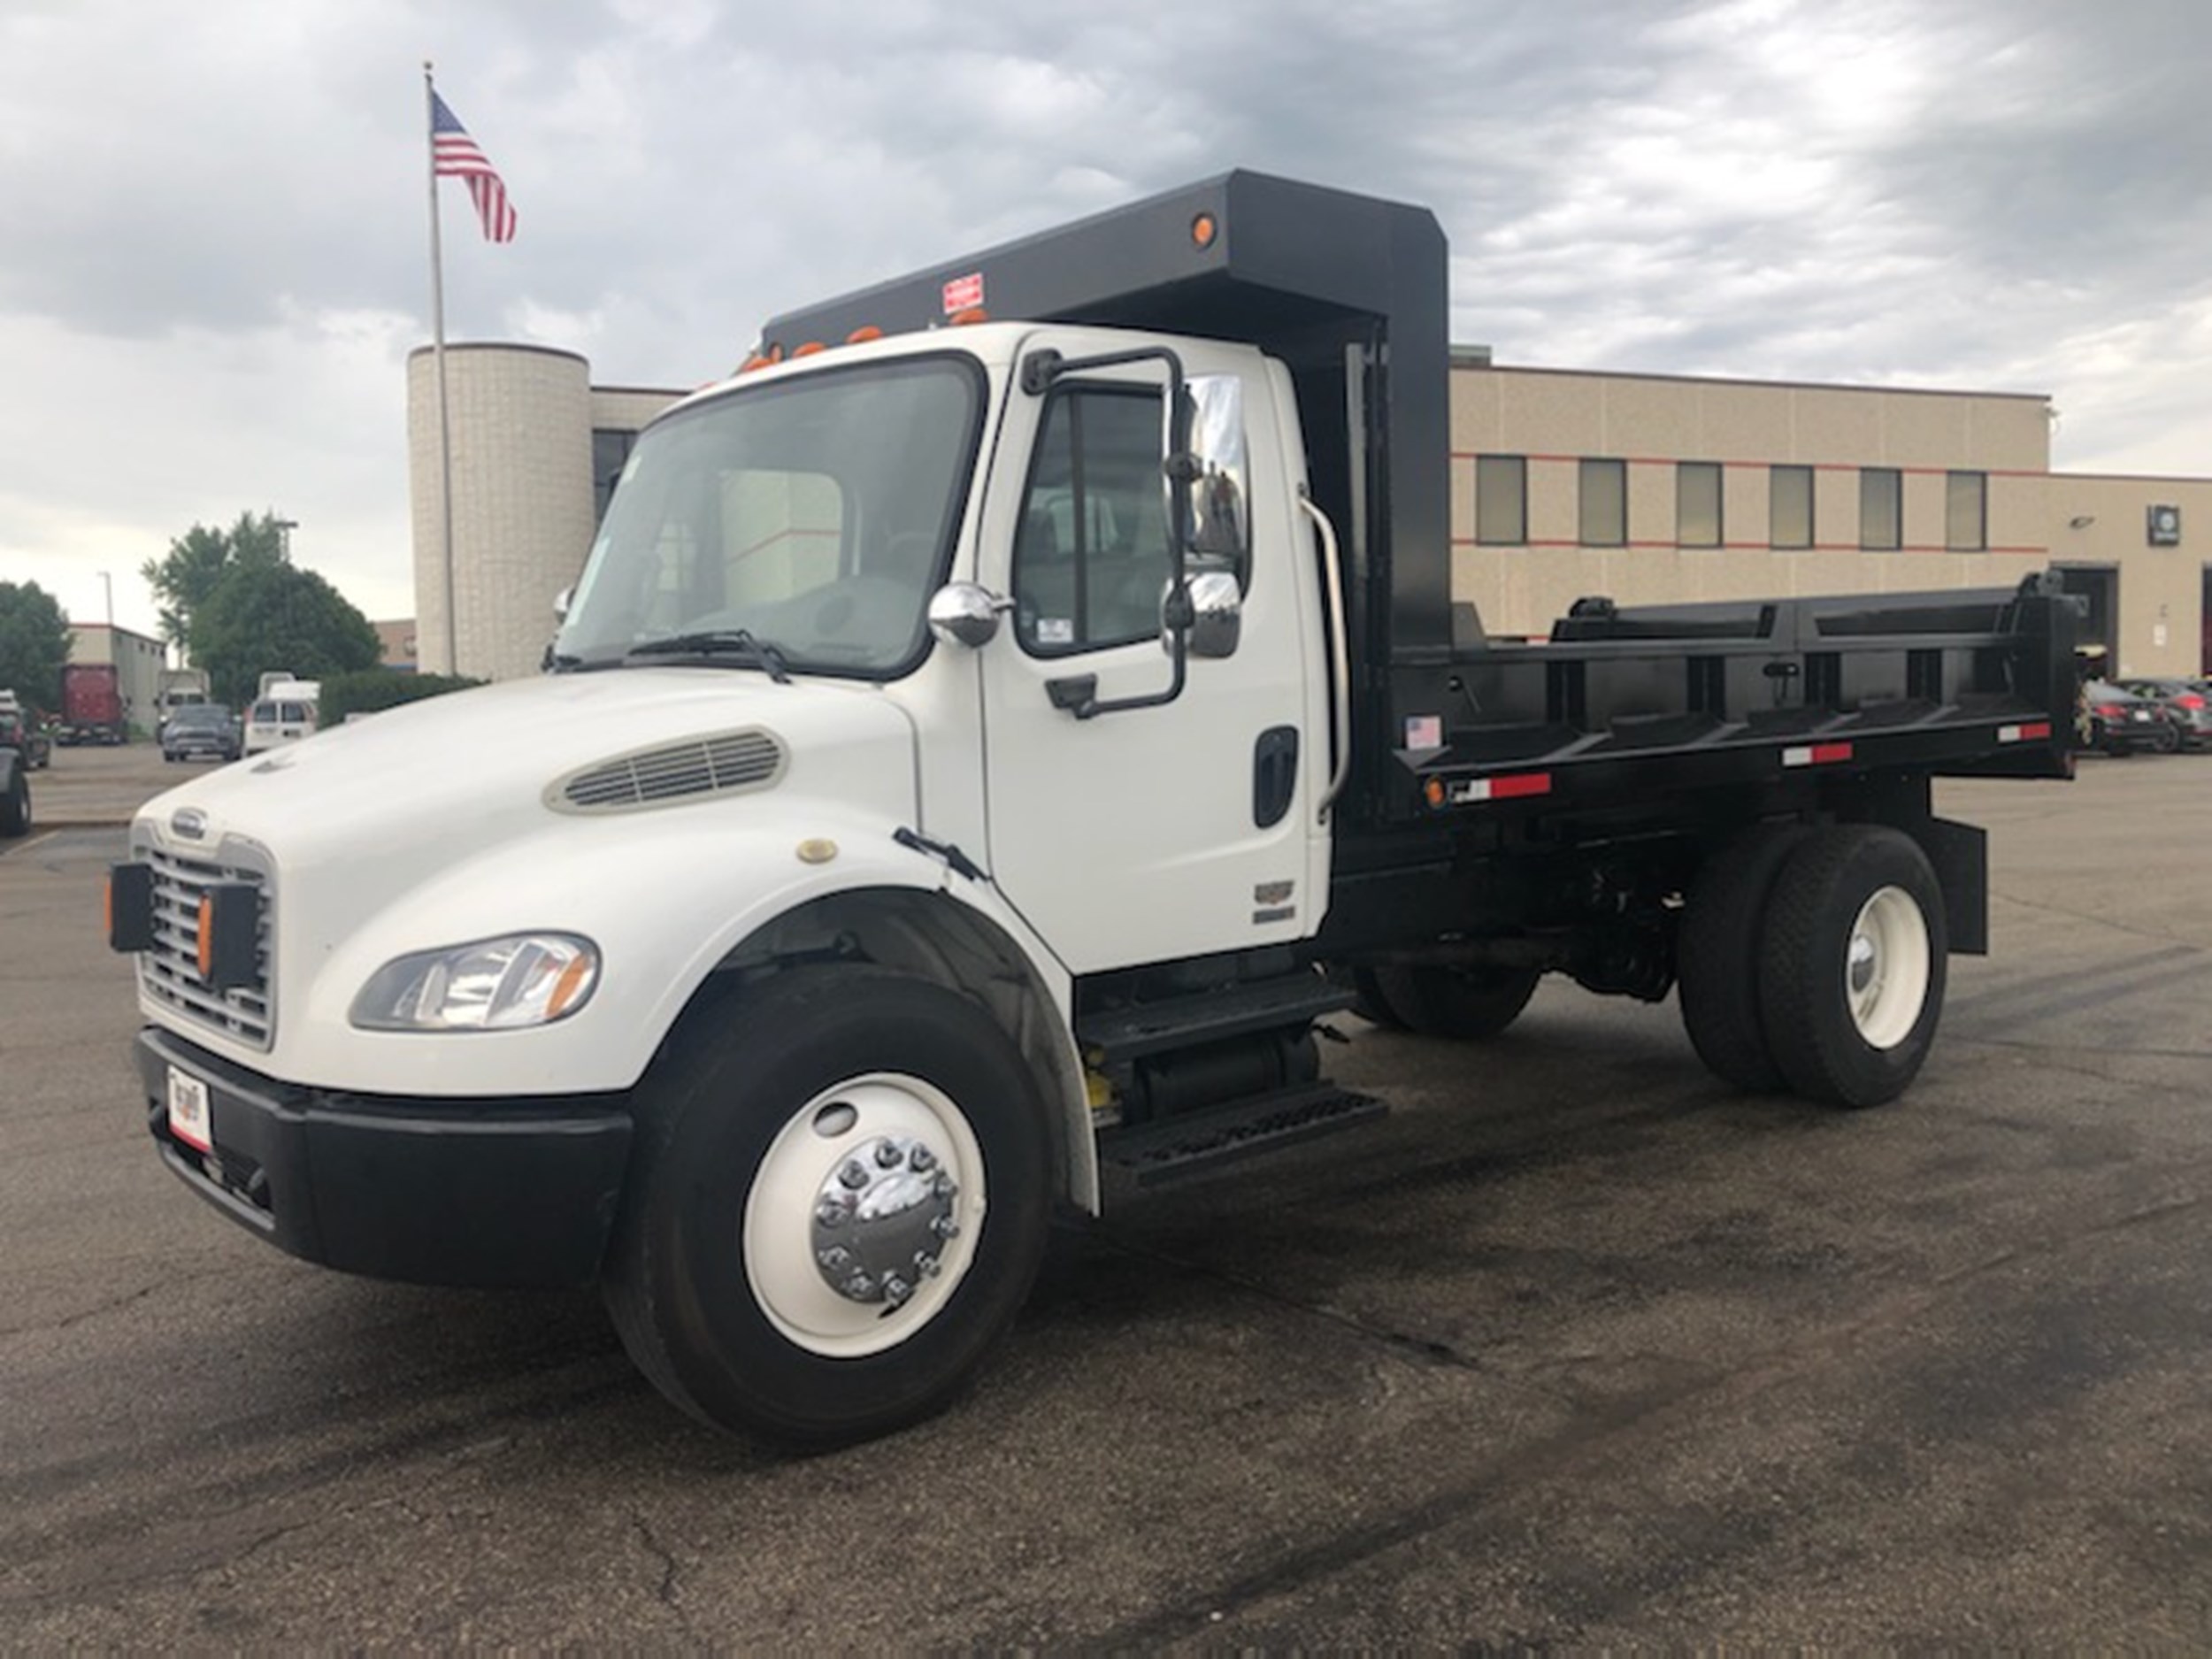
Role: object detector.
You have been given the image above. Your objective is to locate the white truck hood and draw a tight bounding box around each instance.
[137,670,918,864]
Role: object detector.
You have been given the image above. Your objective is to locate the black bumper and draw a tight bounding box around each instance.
[134,1027,634,1288]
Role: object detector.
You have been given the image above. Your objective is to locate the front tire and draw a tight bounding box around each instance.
[1756,826,1947,1108]
[0,772,27,837]
[604,965,1052,1443]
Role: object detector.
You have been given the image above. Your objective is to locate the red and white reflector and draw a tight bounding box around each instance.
[1781,741,1855,768]
[1445,772,1553,805]
[1996,721,2053,743]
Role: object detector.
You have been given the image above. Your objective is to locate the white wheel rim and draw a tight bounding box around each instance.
[1846,885,1931,1049]
[743,1072,987,1359]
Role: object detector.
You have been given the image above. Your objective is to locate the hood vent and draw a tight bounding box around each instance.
[550,729,787,813]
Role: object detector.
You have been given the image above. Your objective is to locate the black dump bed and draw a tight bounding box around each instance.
[763,171,2080,827]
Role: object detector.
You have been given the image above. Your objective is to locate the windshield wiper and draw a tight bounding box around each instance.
[625,629,792,683]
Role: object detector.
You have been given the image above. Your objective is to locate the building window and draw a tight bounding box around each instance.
[1475,456,1526,545]
[1861,467,1902,550]
[1946,471,1986,550]
[593,428,639,525]
[1770,465,1813,549]
[1579,458,1626,547]
[1678,462,1723,549]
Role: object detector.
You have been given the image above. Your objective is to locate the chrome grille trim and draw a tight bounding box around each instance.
[549,728,787,813]
[133,833,276,1050]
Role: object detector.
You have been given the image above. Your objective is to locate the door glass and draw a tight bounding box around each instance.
[1015,387,1171,656]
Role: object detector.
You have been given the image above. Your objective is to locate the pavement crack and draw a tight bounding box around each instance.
[632,1514,681,1608]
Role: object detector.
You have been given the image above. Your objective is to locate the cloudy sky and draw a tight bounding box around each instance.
[4,0,2209,638]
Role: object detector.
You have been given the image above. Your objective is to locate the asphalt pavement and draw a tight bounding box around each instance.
[2,743,2209,1645]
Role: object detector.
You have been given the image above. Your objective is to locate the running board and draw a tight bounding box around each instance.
[1099,1082,1386,1195]
[1076,975,1356,1064]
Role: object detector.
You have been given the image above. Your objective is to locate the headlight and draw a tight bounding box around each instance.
[350,933,600,1032]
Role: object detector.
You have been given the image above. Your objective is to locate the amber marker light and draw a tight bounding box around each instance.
[948,307,990,326]
[196,895,216,979]
[1191,211,1217,250]
[792,341,827,357]
[845,325,885,344]
[543,953,596,1021]
[1424,779,1446,809]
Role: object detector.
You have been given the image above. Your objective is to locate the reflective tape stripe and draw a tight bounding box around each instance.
[1446,771,1553,805]
[1781,741,1855,767]
[1997,721,2053,743]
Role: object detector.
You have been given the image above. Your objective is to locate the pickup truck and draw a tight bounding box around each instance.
[108,172,2078,1443]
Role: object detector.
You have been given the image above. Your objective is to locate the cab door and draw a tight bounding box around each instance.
[974,333,1328,974]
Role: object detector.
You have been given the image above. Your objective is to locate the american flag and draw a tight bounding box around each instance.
[431,91,517,243]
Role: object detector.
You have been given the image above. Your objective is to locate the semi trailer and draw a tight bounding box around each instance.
[110,171,2078,1443]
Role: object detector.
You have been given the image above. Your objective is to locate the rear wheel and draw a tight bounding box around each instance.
[1347,966,1409,1029]
[0,772,29,838]
[1755,826,1947,1108]
[1677,822,1811,1091]
[1370,963,1541,1040]
[604,965,1051,1443]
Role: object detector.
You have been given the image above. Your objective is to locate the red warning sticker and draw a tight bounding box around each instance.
[941,272,984,315]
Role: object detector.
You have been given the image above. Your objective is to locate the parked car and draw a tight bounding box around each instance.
[160,702,243,764]
[2116,677,2212,750]
[0,708,52,770]
[2083,680,2179,756]
[243,694,318,755]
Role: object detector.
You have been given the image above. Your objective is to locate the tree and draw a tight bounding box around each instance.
[0,581,73,714]
[189,562,382,707]
[142,511,288,650]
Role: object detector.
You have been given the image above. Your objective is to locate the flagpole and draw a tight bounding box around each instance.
[424,59,458,676]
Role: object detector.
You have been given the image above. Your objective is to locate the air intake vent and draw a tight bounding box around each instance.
[551,729,787,813]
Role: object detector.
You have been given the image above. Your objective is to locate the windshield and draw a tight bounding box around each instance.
[555,355,986,677]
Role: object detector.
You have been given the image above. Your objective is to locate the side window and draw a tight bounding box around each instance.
[1015,387,1172,655]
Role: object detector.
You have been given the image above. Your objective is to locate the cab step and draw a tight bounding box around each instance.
[1076,975,1355,1064]
[1099,1082,1386,1194]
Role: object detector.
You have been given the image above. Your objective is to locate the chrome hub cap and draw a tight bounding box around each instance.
[810,1134,960,1308]
[745,1074,985,1359]
[1846,885,1932,1049]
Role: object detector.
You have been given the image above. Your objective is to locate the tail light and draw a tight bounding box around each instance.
[2177,694,2205,710]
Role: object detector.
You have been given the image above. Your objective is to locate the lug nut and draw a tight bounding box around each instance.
[915,1252,941,1278]
[818,1245,852,1270]
[816,1201,847,1227]
[930,1217,961,1240]
[910,1146,936,1172]
[839,1160,870,1190]
[875,1139,902,1168]
[845,1273,875,1299]
[883,1276,912,1307]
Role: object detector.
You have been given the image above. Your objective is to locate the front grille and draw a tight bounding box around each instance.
[551,728,786,812]
[136,840,275,1048]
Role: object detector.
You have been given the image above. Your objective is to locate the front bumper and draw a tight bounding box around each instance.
[134,1026,634,1288]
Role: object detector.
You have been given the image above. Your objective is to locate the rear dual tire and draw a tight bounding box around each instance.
[1679,824,1946,1108]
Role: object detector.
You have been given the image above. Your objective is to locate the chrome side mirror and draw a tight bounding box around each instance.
[928,582,1013,649]
[1166,568,1242,659]
[1169,375,1250,573]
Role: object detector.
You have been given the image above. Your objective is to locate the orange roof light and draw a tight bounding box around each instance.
[845,325,885,344]
[948,307,990,326]
[1191,212,1217,250]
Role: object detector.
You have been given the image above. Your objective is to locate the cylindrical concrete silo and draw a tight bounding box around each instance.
[407,342,595,680]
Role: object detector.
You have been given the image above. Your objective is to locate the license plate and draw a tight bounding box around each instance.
[166,1066,212,1153]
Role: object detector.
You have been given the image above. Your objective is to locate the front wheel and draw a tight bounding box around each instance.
[0,772,27,837]
[1756,826,1947,1108]
[604,965,1051,1443]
